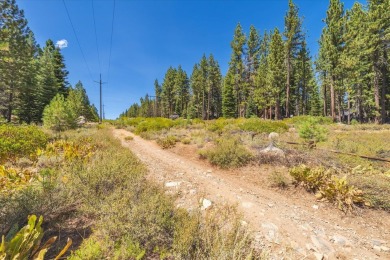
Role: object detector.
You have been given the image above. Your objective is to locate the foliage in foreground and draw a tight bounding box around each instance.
[289,165,367,212]
[0,215,71,260]
[0,124,48,163]
[200,137,254,169]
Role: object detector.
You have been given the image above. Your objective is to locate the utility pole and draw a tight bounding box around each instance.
[94,73,106,124]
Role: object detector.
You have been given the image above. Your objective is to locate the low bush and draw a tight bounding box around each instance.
[135,118,175,134]
[156,135,177,149]
[200,137,253,168]
[289,165,368,212]
[284,115,333,125]
[268,171,291,189]
[0,124,48,163]
[317,176,367,212]
[124,136,134,141]
[239,118,288,134]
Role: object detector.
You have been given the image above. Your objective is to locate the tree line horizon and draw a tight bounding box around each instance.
[121,0,389,124]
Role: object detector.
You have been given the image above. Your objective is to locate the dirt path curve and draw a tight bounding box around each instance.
[113,129,390,260]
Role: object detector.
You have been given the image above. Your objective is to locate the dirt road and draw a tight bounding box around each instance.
[113,129,390,259]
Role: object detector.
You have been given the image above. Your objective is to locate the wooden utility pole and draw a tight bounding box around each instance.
[94,73,106,123]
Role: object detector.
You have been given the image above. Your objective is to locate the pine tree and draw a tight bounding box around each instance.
[161,67,177,117]
[222,69,236,118]
[267,28,285,120]
[320,0,345,122]
[366,0,389,123]
[154,79,162,116]
[226,23,246,117]
[174,66,190,117]
[254,31,271,118]
[284,0,303,117]
[245,25,261,117]
[189,64,202,118]
[17,31,40,123]
[207,54,223,119]
[0,0,30,122]
[342,3,371,123]
[36,40,59,121]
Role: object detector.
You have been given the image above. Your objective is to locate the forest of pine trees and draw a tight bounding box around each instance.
[121,0,389,124]
[0,0,98,124]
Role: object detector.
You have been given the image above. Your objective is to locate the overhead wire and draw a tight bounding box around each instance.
[92,0,101,74]
[62,0,94,82]
[107,0,116,83]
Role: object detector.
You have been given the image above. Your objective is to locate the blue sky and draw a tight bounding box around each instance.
[18,0,364,119]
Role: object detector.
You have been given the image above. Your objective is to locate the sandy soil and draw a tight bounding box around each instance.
[113,129,390,260]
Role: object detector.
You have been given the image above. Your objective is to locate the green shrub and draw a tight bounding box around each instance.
[0,124,48,163]
[135,118,175,134]
[200,138,253,168]
[298,118,328,144]
[268,171,291,189]
[181,138,191,144]
[156,135,177,149]
[284,115,333,125]
[239,118,288,134]
[124,136,134,141]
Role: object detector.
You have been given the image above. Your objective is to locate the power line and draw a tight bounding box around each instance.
[62,0,93,82]
[92,0,101,74]
[107,0,116,82]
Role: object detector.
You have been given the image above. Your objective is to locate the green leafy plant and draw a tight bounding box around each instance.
[290,165,368,212]
[317,176,367,212]
[0,215,72,260]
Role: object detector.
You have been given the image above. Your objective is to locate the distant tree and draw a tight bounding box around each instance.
[161,67,177,117]
[267,28,285,120]
[284,0,303,117]
[245,25,261,117]
[174,66,190,117]
[254,31,271,118]
[225,23,246,117]
[222,68,236,118]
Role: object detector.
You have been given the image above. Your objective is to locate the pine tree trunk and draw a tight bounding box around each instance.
[7,91,13,123]
[275,97,280,120]
[337,92,342,123]
[381,53,388,123]
[323,83,327,116]
[347,93,351,125]
[374,65,381,124]
[330,76,336,121]
[286,56,291,117]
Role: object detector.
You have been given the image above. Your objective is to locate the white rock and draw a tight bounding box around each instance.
[165,181,181,187]
[201,198,212,210]
[268,132,279,141]
[373,245,382,251]
[313,205,319,210]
